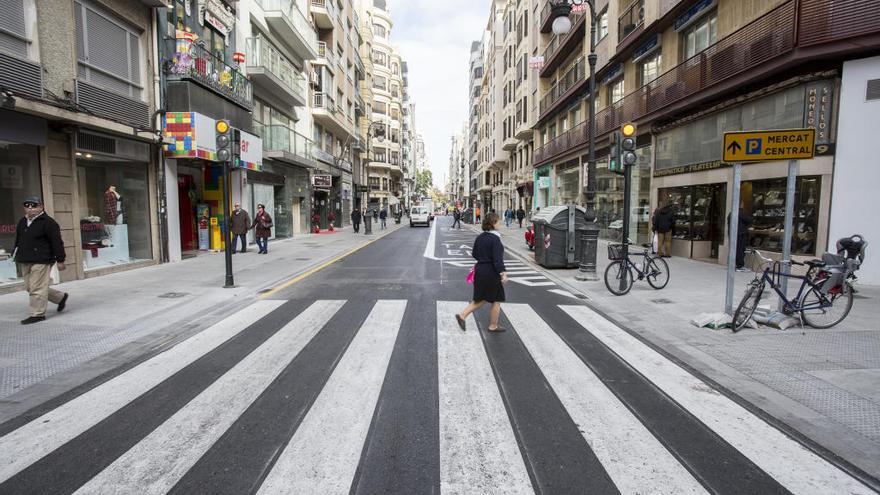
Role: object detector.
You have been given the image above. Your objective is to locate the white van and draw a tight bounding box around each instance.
[410,206,430,227]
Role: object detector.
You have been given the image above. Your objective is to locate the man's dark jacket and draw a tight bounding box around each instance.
[652,205,675,233]
[14,214,66,264]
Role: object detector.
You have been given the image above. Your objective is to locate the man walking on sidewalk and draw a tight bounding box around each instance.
[652,200,675,257]
[14,196,69,325]
[379,208,387,230]
[516,207,525,228]
[230,203,250,253]
[351,208,361,233]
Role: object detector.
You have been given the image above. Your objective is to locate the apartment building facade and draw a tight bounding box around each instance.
[467,40,484,209]
[1,0,164,291]
[530,0,880,269]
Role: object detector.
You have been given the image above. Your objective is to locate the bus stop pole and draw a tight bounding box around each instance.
[778,159,798,311]
[725,163,741,314]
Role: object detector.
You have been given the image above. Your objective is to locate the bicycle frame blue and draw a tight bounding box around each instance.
[755,267,830,312]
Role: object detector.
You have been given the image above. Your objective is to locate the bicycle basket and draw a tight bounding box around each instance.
[608,243,625,261]
[744,249,773,272]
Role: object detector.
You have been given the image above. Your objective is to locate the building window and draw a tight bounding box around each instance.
[374,101,387,114]
[0,0,30,58]
[74,0,143,99]
[609,78,625,104]
[594,9,608,44]
[373,23,386,38]
[682,11,717,59]
[372,75,387,91]
[392,63,399,75]
[372,50,386,66]
[638,51,662,86]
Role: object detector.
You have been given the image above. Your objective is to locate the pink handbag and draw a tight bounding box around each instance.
[465,265,475,284]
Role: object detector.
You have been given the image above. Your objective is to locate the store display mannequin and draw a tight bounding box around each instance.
[104,186,124,225]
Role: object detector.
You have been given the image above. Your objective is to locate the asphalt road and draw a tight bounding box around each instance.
[0,216,875,494]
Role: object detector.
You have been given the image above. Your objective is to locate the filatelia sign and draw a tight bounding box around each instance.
[312,174,332,189]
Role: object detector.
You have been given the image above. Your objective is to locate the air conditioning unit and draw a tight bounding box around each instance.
[309,70,319,88]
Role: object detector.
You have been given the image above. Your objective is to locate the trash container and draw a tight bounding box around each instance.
[532,205,589,268]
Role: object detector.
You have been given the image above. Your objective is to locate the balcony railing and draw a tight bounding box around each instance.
[542,35,560,61]
[313,92,337,112]
[539,56,585,115]
[246,37,306,99]
[534,1,798,165]
[310,0,337,18]
[618,0,645,43]
[316,41,336,66]
[256,0,318,52]
[164,37,252,109]
[256,123,314,161]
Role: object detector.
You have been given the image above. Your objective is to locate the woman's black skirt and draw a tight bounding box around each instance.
[473,274,505,303]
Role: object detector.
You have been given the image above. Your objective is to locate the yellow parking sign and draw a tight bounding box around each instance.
[722,129,815,163]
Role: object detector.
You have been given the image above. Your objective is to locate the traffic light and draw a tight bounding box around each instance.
[620,122,637,167]
[216,119,232,162]
[608,130,623,174]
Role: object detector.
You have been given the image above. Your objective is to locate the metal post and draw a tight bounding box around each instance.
[618,162,633,292]
[576,11,599,281]
[725,163,742,314]
[222,160,234,288]
[778,159,798,311]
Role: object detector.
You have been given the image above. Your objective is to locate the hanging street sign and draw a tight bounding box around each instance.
[722,128,815,163]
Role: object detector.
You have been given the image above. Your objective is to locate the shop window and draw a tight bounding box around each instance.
[0,143,41,285]
[658,184,727,259]
[74,0,143,99]
[77,158,152,270]
[681,11,717,60]
[741,176,821,256]
[555,164,580,205]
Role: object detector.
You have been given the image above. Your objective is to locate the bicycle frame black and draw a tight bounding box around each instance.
[620,247,654,278]
[754,265,830,312]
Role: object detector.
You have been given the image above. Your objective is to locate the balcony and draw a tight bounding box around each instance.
[515,121,533,141]
[355,91,365,116]
[257,0,318,60]
[534,1,805,166]
[246,37,307,109]
[163,37,252,110]
[538,56,585,118]
[502,136,518,151]
[310,0,335,30]
[312,92,353,137]
[618,0,645,44]
[256,123,316,167]
[539,1,554,33]
[539,12,586,77]
[315,41,336,70]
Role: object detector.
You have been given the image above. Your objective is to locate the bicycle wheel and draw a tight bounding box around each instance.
[604,260,634,296]
[732,282,764,332]
[646,255,670,290]
[800,283,853,329]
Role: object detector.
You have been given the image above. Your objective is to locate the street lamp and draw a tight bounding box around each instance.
[363,120,386,232]
[546,0,601,281]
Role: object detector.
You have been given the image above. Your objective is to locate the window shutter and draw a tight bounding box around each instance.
[0,0,28,57]
[86,8,128,80]
[867,79,880,102]
[129,32,140,84]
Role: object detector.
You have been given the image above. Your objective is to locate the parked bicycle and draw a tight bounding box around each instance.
[732,235,867,332]
[604,242,670,295]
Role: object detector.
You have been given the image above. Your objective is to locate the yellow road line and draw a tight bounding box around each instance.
[258,227,396,299]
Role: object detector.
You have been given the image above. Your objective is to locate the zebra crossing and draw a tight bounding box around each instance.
[0,299,874,495]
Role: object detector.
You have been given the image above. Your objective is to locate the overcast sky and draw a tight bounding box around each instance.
[385,0,489,188]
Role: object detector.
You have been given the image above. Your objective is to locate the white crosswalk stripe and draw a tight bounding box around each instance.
[436,301,534,495]
[503,304,707,494]
[0,300,285,484]
[1,299,873,495]
[257,300,407,494]
[74,300,345,495]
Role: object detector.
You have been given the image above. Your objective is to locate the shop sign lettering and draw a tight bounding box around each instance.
[804,81,833,144]
[313,174,332,189]
[0,224,17,234]
[722,129,815,163]
[653,160,728,177]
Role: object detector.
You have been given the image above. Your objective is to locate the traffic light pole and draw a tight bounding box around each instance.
[222,159,234,288]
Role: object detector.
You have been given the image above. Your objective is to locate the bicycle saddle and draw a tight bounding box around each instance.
[805,259,825,268]
[641,243,653,249]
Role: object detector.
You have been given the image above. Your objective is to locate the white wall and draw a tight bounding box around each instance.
[828,56,880,285]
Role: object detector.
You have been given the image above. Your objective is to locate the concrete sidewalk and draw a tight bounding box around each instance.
[0,222,405,422]
[487,222,880,483]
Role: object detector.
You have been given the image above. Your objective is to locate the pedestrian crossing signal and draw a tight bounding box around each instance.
[608,131,623,175]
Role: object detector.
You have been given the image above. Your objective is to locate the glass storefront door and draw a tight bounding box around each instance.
[0,142,41,285]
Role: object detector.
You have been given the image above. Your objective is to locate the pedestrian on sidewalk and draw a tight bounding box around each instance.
[652,200,675,257]
[379,208,387,229]
[351,208,361,233]
[452,208,462,229]
[475,206,481,224]
[728,201,753,272]
[251,204,273,254]
[504,208,513,228]
[516,207,525,228]
[455,212,509,333]
[230,202,250,253]
[13,196,69,325]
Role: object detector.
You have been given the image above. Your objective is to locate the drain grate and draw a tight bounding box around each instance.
[295,257,310,261]
[158,292,188,299]
[651,298,673,304]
